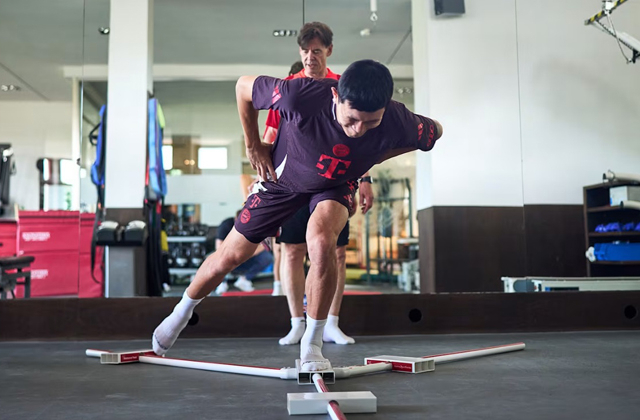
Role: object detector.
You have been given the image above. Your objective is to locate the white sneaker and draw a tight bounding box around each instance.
[234,276,255,292]
[272,281,282,296]
[215,281,229,295]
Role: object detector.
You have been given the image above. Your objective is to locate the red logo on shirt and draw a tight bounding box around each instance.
[417,123,424,141]
[272,86,282,104]
[248,195,262,209]
[333,144,350,158]
[316,155,351,179]
[240,209,251,223]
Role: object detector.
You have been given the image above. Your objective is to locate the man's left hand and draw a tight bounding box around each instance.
[359,181,374,214]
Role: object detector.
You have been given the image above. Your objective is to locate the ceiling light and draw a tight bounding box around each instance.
[272,29,297,37]
[395,87,413,96]
[1,84,21,92]
[99,27,110,35]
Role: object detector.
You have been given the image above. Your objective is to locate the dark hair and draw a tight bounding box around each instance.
[289,61,304,76]
[338,60,394,112]
[297,22,333,48]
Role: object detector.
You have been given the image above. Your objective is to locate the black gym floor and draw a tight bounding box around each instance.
[1,331,639,420]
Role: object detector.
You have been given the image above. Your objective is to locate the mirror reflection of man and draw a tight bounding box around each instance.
[214,211,273,294]
[263,22,374,346]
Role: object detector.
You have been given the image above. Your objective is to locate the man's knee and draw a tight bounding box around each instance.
[213,232,258,272]
[307,231,338,261]
[215,248,249,272]
[283,243,307,265]
[335,246,347,266]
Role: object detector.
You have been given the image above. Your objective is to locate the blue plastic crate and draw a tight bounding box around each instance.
[594,242,640,261]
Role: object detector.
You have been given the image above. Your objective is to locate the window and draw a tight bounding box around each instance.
[162,145,173,170]
[198,147,227,170]
[59,159,77,185]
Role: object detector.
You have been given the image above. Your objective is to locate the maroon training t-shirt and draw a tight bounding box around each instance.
[252,76,439,193]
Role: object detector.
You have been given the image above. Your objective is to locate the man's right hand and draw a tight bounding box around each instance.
[246,142,277,182]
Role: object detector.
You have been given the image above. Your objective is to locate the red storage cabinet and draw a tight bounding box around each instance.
[0,220,17,257]
[80,212,96,254]
[79,212,104,297]
[16,211,80,297]
[18,211,79,254]
[78,249,104,298]
[14,251,79,297]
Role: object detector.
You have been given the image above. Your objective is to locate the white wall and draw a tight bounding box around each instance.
[415,0,524,208]
[156,80,254,224]
[517,0,640,204]
[164,174,244,226]
[414,0,640,209]
[0,101,73,211]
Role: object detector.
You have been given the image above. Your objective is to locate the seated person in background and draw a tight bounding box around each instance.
[215,212,273,294]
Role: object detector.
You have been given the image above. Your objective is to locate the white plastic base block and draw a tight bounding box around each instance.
[287,391,377,415]
[364,355,435,373]
[296,359,335,385]
[100,349,156,364]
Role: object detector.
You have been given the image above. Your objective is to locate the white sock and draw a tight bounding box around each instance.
[323,315,355,345]
[300,317,331,371]
[279,317,305,345]
[152,290,203,355]
[271,280,283,296]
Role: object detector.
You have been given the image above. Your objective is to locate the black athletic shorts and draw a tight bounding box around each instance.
[276,206,350,246]
[235,180,356,244]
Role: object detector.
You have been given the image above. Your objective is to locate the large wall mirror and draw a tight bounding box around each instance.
[58,0,639,304]
[77,0,454,299]
[0,0,85,299]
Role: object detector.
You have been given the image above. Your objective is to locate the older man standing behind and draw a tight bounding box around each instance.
[263,22,374,346]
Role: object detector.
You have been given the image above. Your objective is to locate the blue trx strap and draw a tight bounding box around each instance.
[90,105,107,189]
[89,105,107,288]
[147,98,167,199]
[146,97,168,297]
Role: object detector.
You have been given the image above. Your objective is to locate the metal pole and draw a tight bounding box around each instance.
[313,374,348,420]
[365,210,371,284]
[405,178,413,238]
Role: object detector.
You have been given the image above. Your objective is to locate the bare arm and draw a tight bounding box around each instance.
[358,171,374,215]
[236,76,277,182]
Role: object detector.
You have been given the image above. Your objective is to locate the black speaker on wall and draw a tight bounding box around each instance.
[435,0,465,16]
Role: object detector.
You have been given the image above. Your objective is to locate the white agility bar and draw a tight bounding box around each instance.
[140,355,297,379]
[313,374,348,420]
[86,349,109,358]
[334,363,392,379]
[422,342,525,363]
[86,349,297,380]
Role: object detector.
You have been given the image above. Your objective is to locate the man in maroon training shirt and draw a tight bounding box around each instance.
[152,60,443,373]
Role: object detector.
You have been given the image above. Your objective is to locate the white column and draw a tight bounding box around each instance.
[411,0,434,210]
[104,0,154,297]
[105,0,154,208]
[411,0,523,208]
[71,77,81,210]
